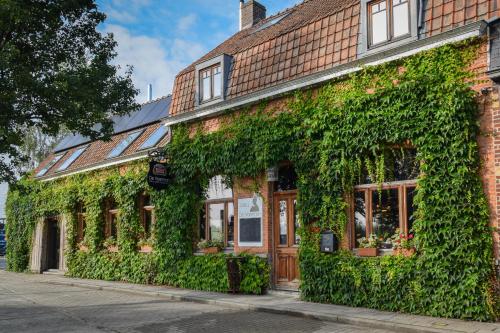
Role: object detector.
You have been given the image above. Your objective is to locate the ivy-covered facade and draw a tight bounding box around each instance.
[6,0,500,322]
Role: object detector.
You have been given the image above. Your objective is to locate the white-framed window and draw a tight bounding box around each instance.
[368,0,410,47]
[200,64,222,102]
[107,130,142,159]
[57,145,87,172]
[36,153,65,177]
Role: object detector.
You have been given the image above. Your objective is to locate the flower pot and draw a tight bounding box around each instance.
[394,248,415,257]
[201,247,220,254]
[78,245,88,252]
[139,245,153,253]
[358,247,378,257]
[107,245,118,253]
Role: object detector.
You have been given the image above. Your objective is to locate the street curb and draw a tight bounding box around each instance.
[41,279,477,333]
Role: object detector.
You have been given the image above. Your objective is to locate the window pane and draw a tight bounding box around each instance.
[277,165,298,192]
[354,191,367,247]
[372,189,399,246]
[279,200,288,245]
[227,202,234,247]
[391,149,419,181]
[371,2,388,45]
[110,214,118,238]
[209,203,224,242]
[36,154,64,177]
[393,1,409,37]
[213,66,222,98]
[202,70,211,101]
[199,205,206,241]
[139,126,168,150]
[107,131,142,159]
[206,175,233,200]
[144,210,152,238]
[293,199,300,245]
[406,186,417,232]
[57,146,86,171]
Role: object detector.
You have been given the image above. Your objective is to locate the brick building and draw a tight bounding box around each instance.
[27,0,500,295]
[166,0,500,289]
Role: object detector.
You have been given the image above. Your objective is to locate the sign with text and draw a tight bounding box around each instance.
[147,161,172,190]
[238,195,263,246]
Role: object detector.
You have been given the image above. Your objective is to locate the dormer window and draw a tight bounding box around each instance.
[195,54,232,107]
[368,0,410,47]
[200,64,222,102]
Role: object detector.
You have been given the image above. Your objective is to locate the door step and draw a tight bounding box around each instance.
[268,289,300,298]
[42,269,64,275]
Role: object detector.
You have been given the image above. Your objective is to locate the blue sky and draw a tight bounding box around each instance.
[96,0,302,102]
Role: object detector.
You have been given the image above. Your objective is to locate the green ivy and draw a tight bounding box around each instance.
[6,39,497,319]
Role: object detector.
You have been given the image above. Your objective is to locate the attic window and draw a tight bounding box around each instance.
[107,130,142,159]
[56,145,87,172]
[368,0,410,47]
[200,64,222,102]
[36,153,65,177]
[139,126,169,150]
[255,12,290,32]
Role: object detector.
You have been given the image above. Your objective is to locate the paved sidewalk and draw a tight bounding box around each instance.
[12,271,500,333]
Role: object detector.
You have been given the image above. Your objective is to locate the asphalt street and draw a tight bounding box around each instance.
[0,269,396,333]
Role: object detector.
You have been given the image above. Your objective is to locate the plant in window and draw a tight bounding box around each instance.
[138,236,154,253]
[197,239,224,254]
[357,233,380,257]
[391,228,415,256]
[103,236,118,252]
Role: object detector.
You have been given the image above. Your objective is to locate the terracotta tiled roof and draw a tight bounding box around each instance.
[170,0,499,117]
[33,122,170,179]
[34,96,172,179]
[170,0,360,115]
[422,0,498,37]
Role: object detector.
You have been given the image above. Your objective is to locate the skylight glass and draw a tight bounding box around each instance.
[255,12,290,32]
[57,146,87,172]
[36,154,64,177]
[139,126,169,150]
[107,130,142,159]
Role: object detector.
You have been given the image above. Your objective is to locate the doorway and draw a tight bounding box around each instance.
[46,218,60,270]
[273,191,300,289]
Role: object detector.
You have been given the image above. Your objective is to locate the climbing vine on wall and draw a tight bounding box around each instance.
[6,39,497,319]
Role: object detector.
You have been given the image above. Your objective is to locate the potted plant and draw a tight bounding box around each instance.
[138,237,153,253]
[77,240,89,252]
[197,240,224,254]
[103,236,118,252]
[391,229,415,256]
[357,234,380,257]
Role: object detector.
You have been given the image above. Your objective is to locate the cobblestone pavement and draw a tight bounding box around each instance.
[0,271,396,333]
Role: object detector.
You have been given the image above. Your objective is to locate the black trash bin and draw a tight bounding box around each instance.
[226,256,245,293]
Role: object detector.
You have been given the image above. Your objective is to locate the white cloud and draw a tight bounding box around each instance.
[102,0,152,24]
[177,13,197,33]
[105,24,205,103]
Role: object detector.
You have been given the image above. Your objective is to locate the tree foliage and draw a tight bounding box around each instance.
[0,0,138,181]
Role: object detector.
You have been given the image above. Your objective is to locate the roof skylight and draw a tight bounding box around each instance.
[255,12,290,32]
[57,146,87,172]
[107,130,142,159]
[139,126,169,150]
[36,154,65,177]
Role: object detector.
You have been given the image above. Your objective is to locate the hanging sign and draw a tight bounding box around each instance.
[147,161,172,190]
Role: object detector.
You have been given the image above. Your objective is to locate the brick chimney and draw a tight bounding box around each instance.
[240,0,266,30]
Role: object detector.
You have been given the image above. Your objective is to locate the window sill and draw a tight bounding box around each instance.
[360,35,418,59]
[353,248,417,257]
[194,247,235,256]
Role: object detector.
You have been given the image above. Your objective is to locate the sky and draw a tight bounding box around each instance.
[96,0,303,102]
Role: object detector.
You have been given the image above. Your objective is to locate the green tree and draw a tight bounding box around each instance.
[0,0,138,182]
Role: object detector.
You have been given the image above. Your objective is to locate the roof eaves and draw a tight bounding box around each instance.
[165,21,486,126]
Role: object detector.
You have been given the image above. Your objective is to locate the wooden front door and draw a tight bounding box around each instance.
[273,192,300,289]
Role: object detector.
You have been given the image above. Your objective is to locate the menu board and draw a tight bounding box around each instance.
[238,195,263,246]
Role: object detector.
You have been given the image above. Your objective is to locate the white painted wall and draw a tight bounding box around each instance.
[0,182,8,219]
